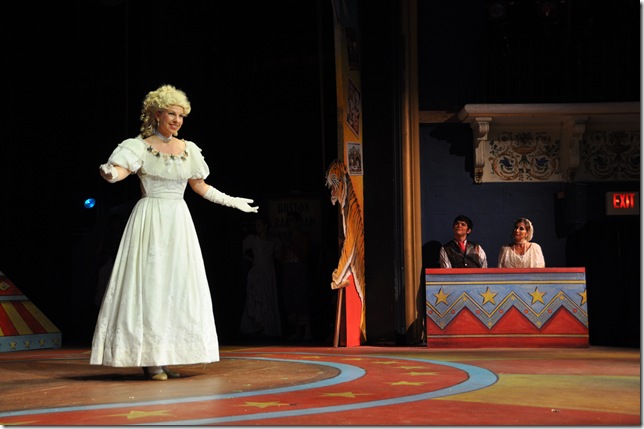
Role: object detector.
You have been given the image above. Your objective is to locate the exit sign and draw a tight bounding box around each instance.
[606,192,639,215]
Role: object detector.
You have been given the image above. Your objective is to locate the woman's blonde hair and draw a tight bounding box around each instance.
[139,84,191,138]
[512,217,534,242]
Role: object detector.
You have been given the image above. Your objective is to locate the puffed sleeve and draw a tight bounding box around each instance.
[497,245,512,268]
[184,140,211,180]
[531,243,546,268]
[107,138,146,173]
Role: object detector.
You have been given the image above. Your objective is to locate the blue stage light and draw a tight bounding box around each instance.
[84,198,96,209]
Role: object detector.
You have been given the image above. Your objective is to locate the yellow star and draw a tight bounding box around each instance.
[433,288,450,305]
[578,289,587,305]
[529,287,546,304]
[107,410,173,420]
[321,392,372,398]
[479,287,497,305]
[407,372,437,376]
[389,381,426,386]
[241,401,290,408]
[396,366,424,369]
[372,361,399,365]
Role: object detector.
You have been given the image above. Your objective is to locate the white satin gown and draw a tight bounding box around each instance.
[90,136,219,367]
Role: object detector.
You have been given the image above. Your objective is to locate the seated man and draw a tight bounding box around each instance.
[439,215,487,268]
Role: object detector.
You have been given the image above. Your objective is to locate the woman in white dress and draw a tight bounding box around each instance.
[497,217,545,268]
[90,85,258,380]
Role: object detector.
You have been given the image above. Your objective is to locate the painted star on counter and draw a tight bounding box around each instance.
[480,287,497,305]
[529,287,546,304]
[578,289,587,305]
[433,288,450,305]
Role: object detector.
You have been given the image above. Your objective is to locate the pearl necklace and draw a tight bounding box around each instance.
[155,130,172,143]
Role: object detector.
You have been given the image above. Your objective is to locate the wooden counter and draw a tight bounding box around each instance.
[425,268,588,348]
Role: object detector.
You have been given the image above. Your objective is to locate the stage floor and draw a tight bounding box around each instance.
[0,345,639,426]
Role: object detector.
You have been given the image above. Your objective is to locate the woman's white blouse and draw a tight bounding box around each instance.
[497,242,545,268]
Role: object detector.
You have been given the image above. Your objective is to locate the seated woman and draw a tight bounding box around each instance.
[498,217,545,268]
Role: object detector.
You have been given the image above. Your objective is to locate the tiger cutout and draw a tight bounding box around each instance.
[325,160,366,342]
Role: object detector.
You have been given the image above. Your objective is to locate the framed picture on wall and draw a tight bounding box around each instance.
[347,142,363,175]
[346,79,361,137]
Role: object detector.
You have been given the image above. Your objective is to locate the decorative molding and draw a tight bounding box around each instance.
[578,129,640,181]
[454,103,640,183]
[471,117,491,183]
[487,129,561,182]
[565,117,587,182]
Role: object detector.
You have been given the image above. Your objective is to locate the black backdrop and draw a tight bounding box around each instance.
[2,0,639,346]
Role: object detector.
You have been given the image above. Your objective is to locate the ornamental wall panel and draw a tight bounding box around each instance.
[456,103,640,184]
[485,125,562,183]
[576,126,640,182]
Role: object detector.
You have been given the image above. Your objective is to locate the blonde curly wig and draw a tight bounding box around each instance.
[139,84,191,138]
[512,217,534,242]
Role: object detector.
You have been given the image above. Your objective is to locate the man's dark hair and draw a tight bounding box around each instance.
[453,215,473,230]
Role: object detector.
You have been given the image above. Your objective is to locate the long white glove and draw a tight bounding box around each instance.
[99,163,119,183]
[203,186,259,213]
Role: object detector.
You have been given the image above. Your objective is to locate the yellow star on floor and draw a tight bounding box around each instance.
[578,289,587,305]
[388,381,426,386]
[107,410,173,420]
[479,287,497,305]
[433,288,450,305]
[396,366,424,369]
[406,372,437,376]
[529,287,546,304]
[321,392,372,398]
[241,401,290,408]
